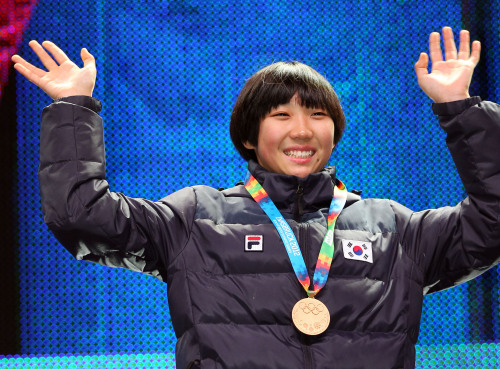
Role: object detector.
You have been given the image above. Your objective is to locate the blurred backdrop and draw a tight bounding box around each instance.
[0,0,499,367]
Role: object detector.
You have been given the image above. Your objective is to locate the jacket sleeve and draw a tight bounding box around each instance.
[38,96,196,282]
[395,97,500,294]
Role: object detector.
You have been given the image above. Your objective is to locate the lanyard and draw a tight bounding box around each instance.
[245,174,347,297]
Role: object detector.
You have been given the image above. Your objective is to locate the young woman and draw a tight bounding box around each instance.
[12,27,500,369]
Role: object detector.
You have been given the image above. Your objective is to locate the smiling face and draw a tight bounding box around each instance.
[230,62,346,167]
[243,94,335,178]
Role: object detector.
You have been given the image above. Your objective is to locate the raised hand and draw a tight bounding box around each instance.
[414,27,480,103]
[11,41,96,99]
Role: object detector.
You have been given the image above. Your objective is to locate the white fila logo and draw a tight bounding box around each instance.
[245,235,263,252]
[342,239,373,263]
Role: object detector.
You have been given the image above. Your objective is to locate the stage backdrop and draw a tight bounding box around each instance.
[2,0,500,367]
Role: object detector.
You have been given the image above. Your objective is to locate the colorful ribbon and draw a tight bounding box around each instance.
[245,175,347,297]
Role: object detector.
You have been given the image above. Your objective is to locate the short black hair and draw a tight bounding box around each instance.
[230,61,346,162]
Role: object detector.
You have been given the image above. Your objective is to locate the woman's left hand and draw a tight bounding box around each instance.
[414,27,481,103]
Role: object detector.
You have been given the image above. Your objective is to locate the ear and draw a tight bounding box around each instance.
[243,141,256,150]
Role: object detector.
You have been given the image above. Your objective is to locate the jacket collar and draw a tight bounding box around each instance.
[247,160,336,216]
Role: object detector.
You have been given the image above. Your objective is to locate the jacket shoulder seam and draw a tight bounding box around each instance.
[166,186,198,269]
[388,200,421,273]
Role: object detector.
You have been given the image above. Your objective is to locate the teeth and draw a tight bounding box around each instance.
[284,150,314,158]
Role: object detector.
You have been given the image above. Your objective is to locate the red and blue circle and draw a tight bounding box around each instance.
[353,245,363,256]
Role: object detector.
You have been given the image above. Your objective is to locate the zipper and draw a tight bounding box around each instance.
[298,217,314,369]
[302,338,314,369]
[300,328,314,369]
[294,183,304,221]
[299,223,310,279]
[295,181,313,369]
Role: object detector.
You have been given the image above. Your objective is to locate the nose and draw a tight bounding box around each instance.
[289,113,313,140]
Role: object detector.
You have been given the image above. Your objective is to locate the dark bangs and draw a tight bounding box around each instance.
[230,61,346,162]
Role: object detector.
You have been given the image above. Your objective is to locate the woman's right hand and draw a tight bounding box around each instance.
[11,40,96,99]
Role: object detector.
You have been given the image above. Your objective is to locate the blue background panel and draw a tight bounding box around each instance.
[3,0,500,367]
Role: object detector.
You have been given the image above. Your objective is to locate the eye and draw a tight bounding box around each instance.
[271,112,290,117]
[312,111,328,116]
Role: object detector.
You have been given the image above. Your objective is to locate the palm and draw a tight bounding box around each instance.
[415,27,480,103]
[40,60,95,98]
[12,41,96,99]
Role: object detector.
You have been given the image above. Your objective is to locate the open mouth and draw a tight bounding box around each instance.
[284,150,315,159]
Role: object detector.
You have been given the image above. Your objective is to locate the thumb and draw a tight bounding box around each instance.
[414,52,429,80]
[81,48,95,68]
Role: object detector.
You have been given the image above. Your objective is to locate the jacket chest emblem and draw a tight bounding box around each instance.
[245,235,263,252]
[342,239,373,263]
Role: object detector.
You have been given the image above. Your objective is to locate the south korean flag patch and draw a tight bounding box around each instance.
[342,239,373,263]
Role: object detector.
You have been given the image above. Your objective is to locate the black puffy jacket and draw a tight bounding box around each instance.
[39,96,500,369]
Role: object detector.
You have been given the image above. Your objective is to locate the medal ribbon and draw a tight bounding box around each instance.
[245,175,347,298]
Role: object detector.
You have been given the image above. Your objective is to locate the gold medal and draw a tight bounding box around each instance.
[292,297,330,335]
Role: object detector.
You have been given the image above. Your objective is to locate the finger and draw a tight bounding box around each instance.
[11,54,46,78]
[13,63,42,86]
[458,30,470,60]
[29,40,58,70]
[442,26,457,60]
[81,48,95,69]
[414,52,429,79]
[429,32,443,64]
[470,40,481,65]
[41,41,70,65]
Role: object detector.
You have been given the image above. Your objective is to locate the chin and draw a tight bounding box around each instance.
[288,168,315,178]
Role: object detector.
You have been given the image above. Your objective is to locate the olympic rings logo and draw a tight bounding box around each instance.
[298,301,324,316]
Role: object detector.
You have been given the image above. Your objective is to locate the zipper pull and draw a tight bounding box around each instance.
[296,184,304,198]
[294,184,304,221]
